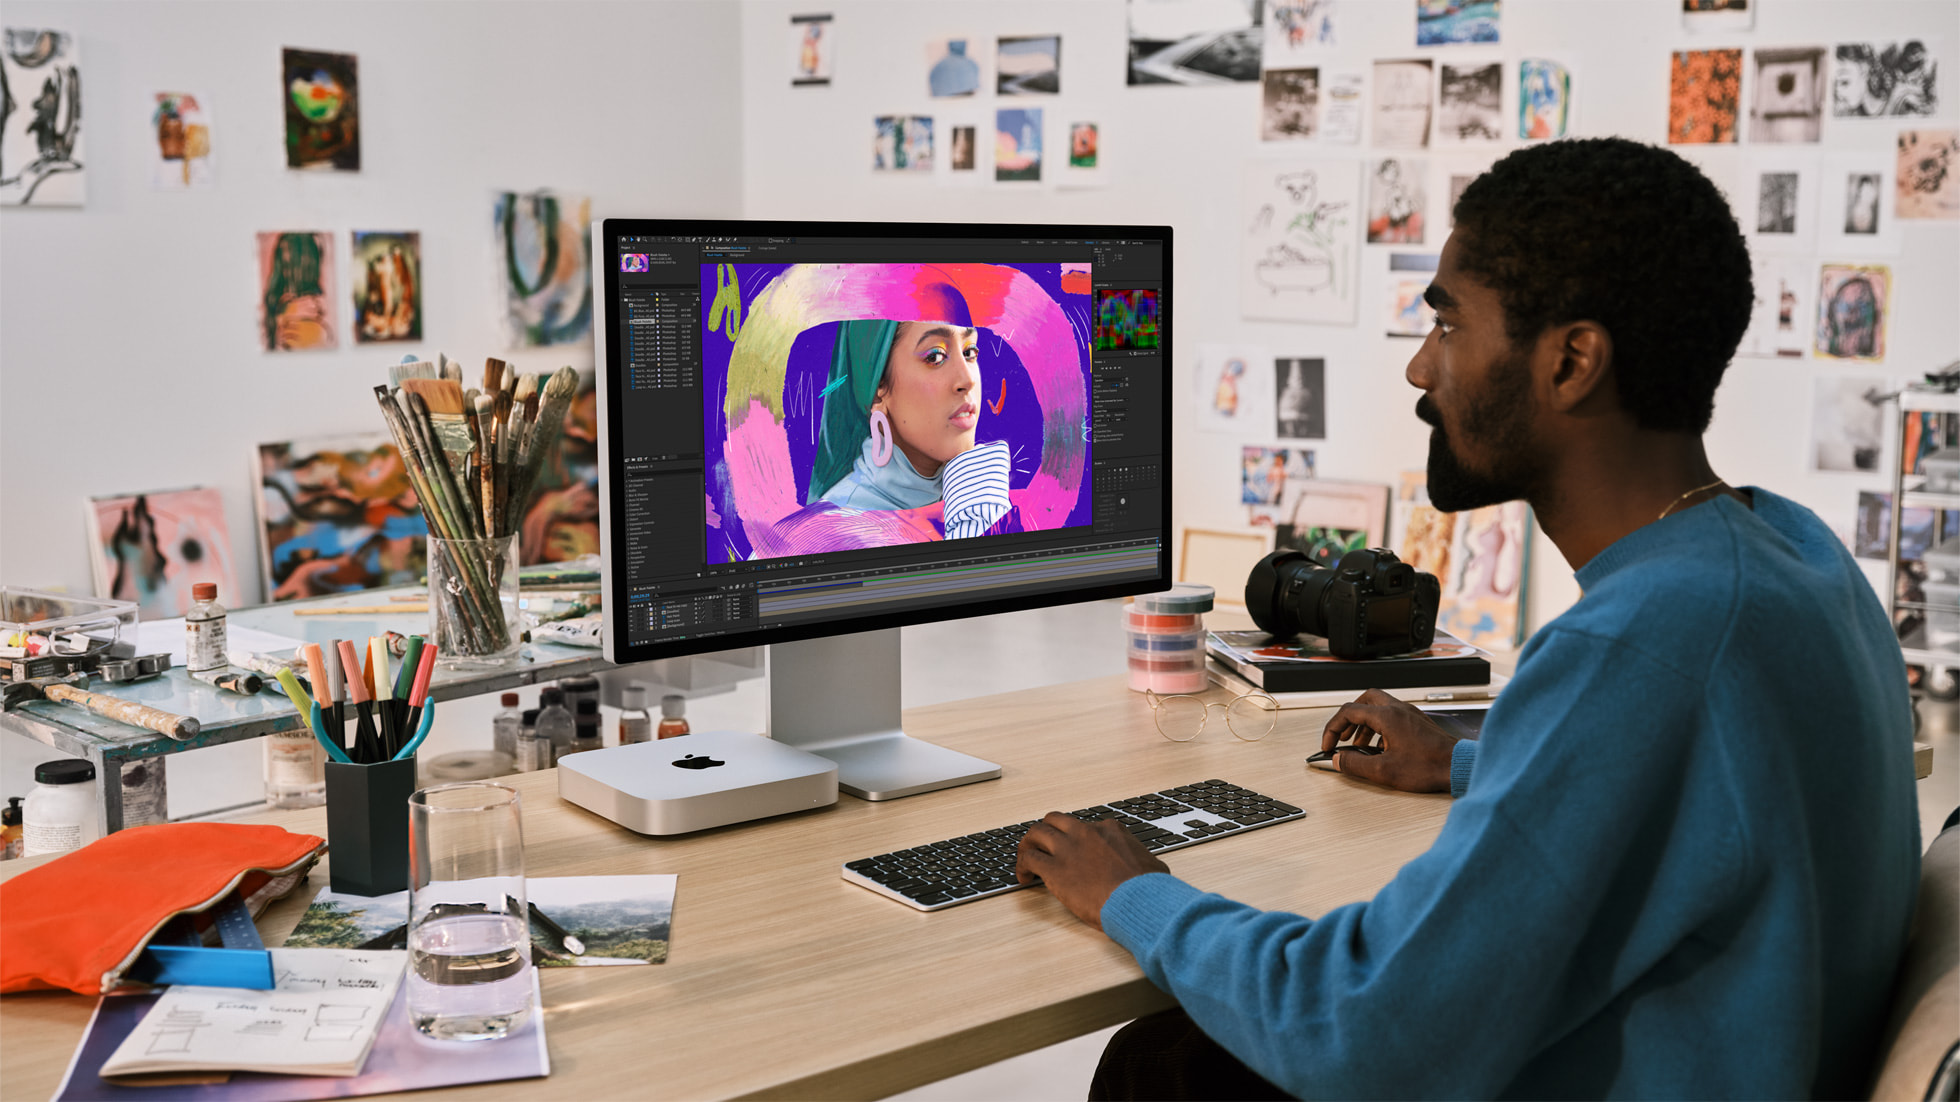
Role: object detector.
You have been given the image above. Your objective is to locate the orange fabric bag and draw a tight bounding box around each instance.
[0,823,325,996]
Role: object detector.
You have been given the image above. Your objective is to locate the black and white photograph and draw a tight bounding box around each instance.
[1833,41,1939,117]
[1274,357,1325,439]
[1750,47,1826,142]
[1261,68,1319,140]
[948,124,977,170]
[997,34,1060,95]
[1758,171,1800,232]
[1437,63,1502,143]
[1812,374,1887,472]
[1845,171,1883,233]
[1128,0,1261,86]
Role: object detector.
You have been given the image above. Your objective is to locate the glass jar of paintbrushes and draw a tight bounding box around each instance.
[373,355,582,669]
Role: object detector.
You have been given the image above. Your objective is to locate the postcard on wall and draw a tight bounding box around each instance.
[1389,470,1454,583]
[1738,254,1814,359]
[493,190,592,348]
[1438,501,1530,650]
[1319,70,1365,144]
[791,14,833,87]
[1897,129,1959,220]
[1749,47,1825,143]
[1818,154,1901,255]
[997,35,1060,95]
[1437,63,1501,143]
[1668,49,1741,145]
[926,37,982,97]
[1127,0,1261,86]
[1264,0,1337,68]
[1274,357,1325,440]
[351,231,421,343]
[1242,447,1316,508]
[1385,253,1439,338]
[1367,157,1427,245]
[255,432,427,601]
[1195,344,1273,436]
[1372,59,1433,148]
[1831,41,1939,118]
[1241,158,1361,325]
[1745,154,1818,254]
[1261,68,1320,141]
[150,92,212,190]
[1811,374,1889,473]
[1435,152,1494,230]
[1416,0,1499,47]
[1814,264,1890,363]
[936,116,984,185]
[1061,119,1106,187]
[995,107,1043,182]
[1518,59,1571,140]
[874,115,934,172]
[88,487,239,619]
[1,28,83,206]
[282,48,358,171]
[1682,0,1752,33]
[256,231,337,352]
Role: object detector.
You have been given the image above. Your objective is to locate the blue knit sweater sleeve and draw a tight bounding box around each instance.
[1101,627,1736,1099]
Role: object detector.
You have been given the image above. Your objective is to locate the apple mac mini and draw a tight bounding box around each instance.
[556,732,839,835]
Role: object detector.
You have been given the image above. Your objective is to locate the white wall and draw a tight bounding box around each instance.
[740,0,1960,636]
[0,0,746,603]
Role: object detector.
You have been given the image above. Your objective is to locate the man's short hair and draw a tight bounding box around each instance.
[1451,138,1754,434]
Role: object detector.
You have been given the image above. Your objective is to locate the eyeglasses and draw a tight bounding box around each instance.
[1145,689,1278,743]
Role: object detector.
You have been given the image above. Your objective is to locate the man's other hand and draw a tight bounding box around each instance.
[1015,813,1171,932]
[1318,689,1461,793]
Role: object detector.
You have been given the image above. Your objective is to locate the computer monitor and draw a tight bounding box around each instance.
[594,219,1171,800]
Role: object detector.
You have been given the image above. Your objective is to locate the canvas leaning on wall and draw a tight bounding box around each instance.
[88,487,240,619]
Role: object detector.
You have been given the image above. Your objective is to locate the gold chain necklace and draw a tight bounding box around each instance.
[1657,478,1728,521]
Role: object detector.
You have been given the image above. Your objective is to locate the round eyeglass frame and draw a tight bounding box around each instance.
[1144,689,1280,743]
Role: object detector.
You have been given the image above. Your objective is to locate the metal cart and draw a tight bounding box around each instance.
[1886,381,1960,712]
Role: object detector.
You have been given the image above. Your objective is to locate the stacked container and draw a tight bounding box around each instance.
[1127,585,1214,694]
[1922,532,1959,650]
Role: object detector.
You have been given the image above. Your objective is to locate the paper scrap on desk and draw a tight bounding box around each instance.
[99,949,404,1079]
[135,619,308,669]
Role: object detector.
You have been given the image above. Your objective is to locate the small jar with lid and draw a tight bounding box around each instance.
[185,583,228,675]
[23,760,100,857]
[657,694,690,739]
[1127,584,1215,694]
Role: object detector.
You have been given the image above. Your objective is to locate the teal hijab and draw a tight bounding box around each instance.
[808,319,900,505]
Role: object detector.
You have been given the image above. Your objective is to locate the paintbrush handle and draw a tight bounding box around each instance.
[43,684,200,740]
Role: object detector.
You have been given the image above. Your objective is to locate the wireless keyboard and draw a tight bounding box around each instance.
[840,779,1305,911]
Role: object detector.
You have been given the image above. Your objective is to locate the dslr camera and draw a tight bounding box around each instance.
[1245,547,1441,660]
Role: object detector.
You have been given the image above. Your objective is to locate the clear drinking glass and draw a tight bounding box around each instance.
[407,782,531,1041]
[427,535,520,669]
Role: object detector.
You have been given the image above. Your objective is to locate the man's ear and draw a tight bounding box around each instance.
[1542,321,1613,415]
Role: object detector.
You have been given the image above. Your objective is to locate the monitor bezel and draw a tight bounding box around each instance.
[594,216,1174,666]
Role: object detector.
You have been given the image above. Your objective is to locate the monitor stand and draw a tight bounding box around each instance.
[766,628,1001,801]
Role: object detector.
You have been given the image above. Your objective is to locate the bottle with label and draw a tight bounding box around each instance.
[120,759,171,826]
[618,685,653,745]
[536,687,576,761]
[185,583,228,675]
[566,698,603,756]
[1,797,23,859]
[263,728,326,809]
[657,694,690,739]
[514,708,550,772]
[23,760,99,857]
[492,693,523,759]
[558,675,601,717]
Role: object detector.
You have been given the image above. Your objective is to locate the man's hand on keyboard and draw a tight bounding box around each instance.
[1318,689,1459,793]
[1015,812,1171,932]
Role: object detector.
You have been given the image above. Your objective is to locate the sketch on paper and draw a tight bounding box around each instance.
[1417,0,1499,47]
[1438,500,1530,650]
[1811,375,1888,473]
[1682,0,1752,33]
[257,231,337,352]
[1,28,83,205]
[1127,0,1261,86]
[926,38,981,97]
[995,107,1043,181]
[351,232,421,344]
[1241,159,1360,324]
[997,35,1060,95]
[791,14,833,86]
[1195,345,1273,435]
[1274,357,1324,440]
[151,92,212,190]
[1669,49,1742,144]
[1386,253,1439,338]
[1320,70,1365,143]
[874,115,934,171]
[493,190,592,347]
[88,487,240,619]
[1372,59,1433,148]
[1832,42,1938,118]
[1262,68,1319,141]
[1367,157,1427,245]
[1750,48,1825,142]
[1815,264,1889,362]
[1739,257,1813,358]
[1264,0,1336,66]
[283,48,358,171]
[1438,63,1501,142]
[1896,129,1959,220]
[1518,59,1570,140]
[255,434,427,601]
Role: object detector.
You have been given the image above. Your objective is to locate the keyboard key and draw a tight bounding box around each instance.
[913,893,951,905]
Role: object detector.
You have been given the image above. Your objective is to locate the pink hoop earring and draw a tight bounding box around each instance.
[868,409,894,467]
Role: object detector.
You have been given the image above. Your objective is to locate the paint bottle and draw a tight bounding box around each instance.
[1,797,23,859]
[514,708,550,772]
[559,674,601,717]
[23,760,99,858]
[492,693,523,759]
[567,698,603,756]
[618,686,653,745]
[119,759,171,826]
[185,583,228,675]
[657,694,690,739]
[536,687,576,761]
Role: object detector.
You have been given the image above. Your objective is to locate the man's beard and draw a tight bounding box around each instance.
[1418,349,1538,513]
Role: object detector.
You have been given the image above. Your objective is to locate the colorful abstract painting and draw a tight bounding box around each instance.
[255,433,427,601]
[351,231,421,344]
[1437,499,1531,650]
[1518,59,1570,140]
[1897,129,1959,220]
[874,115,934,171]
[1389,469,1454,584]
[151,92,212,190]
[1,28,84,206]
[1669,49,1742,144]
[1815,264,1889,362]
[493,190,592,348]
[282,48,358,171]
[88,487,239,618]
[996,107,1043,181]
[519,370,600,566]
[257,231,337,352]
[1417,0,1499,47]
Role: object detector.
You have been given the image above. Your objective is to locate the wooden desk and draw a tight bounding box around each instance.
[0,675,1450,1100]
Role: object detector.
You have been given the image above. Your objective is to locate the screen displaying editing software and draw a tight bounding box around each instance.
[595,220,1172,665]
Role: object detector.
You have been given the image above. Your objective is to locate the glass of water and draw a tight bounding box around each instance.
[406,782,531,1041]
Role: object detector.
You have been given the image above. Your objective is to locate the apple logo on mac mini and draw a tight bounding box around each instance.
[672,754,726,770]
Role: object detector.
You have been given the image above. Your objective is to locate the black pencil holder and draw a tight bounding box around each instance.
[324,756,419,897]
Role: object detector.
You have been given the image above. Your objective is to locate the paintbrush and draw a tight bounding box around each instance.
[509,366,583,525]
[390,359,437,388]
[401,379,477,514]
[405,388,483,539]
[473,391,497,534]
[492,388,514,532]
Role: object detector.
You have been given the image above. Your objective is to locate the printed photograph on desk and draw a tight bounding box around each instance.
[0,28,83,207]
[1366,157,1427,244]
[1264,0,1337,66]
[281,47,358,171]
[996,34,1060,95]
[1195,344,1273,434]
[255,432,427,600]
[926,37,982,98]
[517,369,600,565]
[150,92,213,190]
[1896,129,1959,220]
[351,231,421,344]
[1668,49,1742,145]
[1436,63,1501,143]
[492,189,592,348]
[698,260,1092,563]
[1518,59,1570,140]
[1273,357,1324,439]
[287,876,678,965]
[1371,59,1433,148]
[1437,500,1530,650]
[256,231,337,352]
[1241,159,1360,324]
[1385,253,1439,337]
[1682,0,1752,33]
[1261,67,1320,141]
[87,486,240,619]
[1416,0,1499,47]
[1126,0,1260,86]
[1811,374,1889,473]
[791,13,833,87]
[1749,48,1826,143]
[1831,41,1939,118]
[995,106,1043,181]
[1814,264,1890,362]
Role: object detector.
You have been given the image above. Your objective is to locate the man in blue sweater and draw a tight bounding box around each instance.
[1016,138,1921,1099]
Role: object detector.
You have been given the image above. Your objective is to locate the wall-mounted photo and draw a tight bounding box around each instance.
[997,35,1060,95]
[282,47,358,171]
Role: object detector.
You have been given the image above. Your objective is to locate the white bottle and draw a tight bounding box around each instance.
[185,582,228,674]
[23,760,100,857]
[618,685,653,745]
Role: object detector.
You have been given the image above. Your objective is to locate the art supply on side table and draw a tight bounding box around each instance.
[567,699,602,756]
[184,582,227,675]
[407,782,533,1041]
[2,796,25,859]
[493,692,523,758]
[618,686,652,745]
[1,675,200,740]
[558,674,600,715]
[190,667,262,695]
[1127,584,1215,694]
[22,760,99,858]
[657,694,690,739]
[514,708,548,772]
[535,687,575,760]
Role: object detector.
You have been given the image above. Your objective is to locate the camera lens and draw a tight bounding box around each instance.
[1245,550,1338,639]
